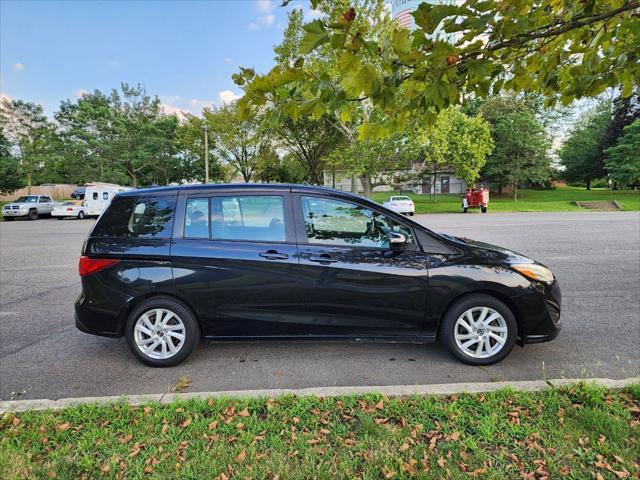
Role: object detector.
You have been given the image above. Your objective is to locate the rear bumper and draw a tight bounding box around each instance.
[75,292,124,338]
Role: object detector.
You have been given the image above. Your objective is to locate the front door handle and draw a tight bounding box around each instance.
[308,254,338,263]
[259,250,289,260]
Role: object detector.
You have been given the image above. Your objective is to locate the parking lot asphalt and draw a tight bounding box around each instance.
[1,211,638,400]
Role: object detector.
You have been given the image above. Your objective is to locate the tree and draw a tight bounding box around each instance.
[254,147,306,183]
[478,96,552,197]
[237,0,639,137]
[0,130,23,194]
[605,119,640,186]
[0,98,58,192]
[410,107,493,200]
[559,101,611,189]
[599,89,640,180]
[205,102,263,182]
[276,116,343,184]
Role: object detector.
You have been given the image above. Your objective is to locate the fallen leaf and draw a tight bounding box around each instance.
[55,422,72,432]
[101,464,111,473]
[375,400,384,410]
[179,418,192,429]
[399,443,410,452]
[449,431,461,441]
[119,434,133,444]
[237,408,250,417]
[437,457,445,468]
[11,416,21,426]
[209,420,218,430]
[235,450,247,462]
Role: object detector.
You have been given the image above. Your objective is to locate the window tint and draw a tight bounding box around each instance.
[185,198,210,238]
[92,195,176,238]
[301,196,413,248]
[92,192,98,200]
[103,192,109,200]
[210,195,285,242]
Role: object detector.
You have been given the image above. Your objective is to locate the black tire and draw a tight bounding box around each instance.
[409,212,414,216]
[440,293,517,366]
[57,216,64,220]
[28,209,38,220]
[481,206,488,213]
[125,297,200,367]
[78,211,85,219]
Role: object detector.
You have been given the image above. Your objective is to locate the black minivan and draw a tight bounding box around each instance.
[75,184,561,367]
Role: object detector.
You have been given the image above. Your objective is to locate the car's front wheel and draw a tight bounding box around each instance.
[440,294,517,365]
[125,297,200,367]
[77,211,85,219]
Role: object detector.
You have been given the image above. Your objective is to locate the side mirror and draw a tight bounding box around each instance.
[388,231,407,249]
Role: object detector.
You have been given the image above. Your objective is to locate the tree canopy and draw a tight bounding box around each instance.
[236,0,639,136]
[605,119,640,186]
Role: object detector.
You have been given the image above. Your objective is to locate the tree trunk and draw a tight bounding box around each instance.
[129,173,137,188]
[498,184,503,195]
[27,172,32,194]
[359,176,373,198]
[350,176,358,194]
[586,179,591,190]
[513,183,518,201]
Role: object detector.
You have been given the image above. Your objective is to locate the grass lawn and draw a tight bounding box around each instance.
[1,383,638,479]
[371,186,640,214]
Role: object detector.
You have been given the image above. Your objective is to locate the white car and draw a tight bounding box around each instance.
[51,200,86,220]
[383,195,415,215]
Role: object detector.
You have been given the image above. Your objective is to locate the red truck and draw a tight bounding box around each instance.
[462,187,489,213]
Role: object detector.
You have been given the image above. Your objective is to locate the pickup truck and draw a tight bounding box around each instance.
[2,195,55,220]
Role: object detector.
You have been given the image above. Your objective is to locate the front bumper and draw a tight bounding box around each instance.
[3,209,29,217]
[522,278,562,344]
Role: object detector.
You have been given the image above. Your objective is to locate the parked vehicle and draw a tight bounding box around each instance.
[71,186,86,200]
[383,195,415,215]
[75,184,561,367]
[462,187,489,213]
[84,184,133,216]
[2,195,55,220]
[51,200,86,220]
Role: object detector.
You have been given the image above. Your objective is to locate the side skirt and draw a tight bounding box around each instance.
[202,335,437,344]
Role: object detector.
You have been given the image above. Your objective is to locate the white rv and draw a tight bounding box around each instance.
[84,184,133,216]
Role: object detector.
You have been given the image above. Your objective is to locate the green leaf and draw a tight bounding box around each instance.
[300,20,329,54]
[392,29,412,56]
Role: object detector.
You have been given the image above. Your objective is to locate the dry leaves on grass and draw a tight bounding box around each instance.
[170,376,191,393]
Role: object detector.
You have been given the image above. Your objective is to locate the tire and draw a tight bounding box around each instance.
[440,294,517,366]
[125,296,200,367]
[57,217,64,220]
[28,209,38,220]
[78,211,85,219]
[409,212,414,216]
[481,206,488,213]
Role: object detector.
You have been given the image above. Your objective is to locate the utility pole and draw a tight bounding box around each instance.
[202,124,209,184]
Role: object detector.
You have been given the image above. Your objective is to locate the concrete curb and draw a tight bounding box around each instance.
[1,377,637,413]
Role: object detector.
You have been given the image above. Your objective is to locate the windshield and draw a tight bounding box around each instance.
[391,196,411,201]
[61,201,77,206]
[15,196,39,203]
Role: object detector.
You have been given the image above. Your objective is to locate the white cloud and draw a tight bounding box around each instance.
[218,90,242,105]
[304,7,323,21]
[13,63,25,71]
[260,14,276,26]
[224,57,233,64]
[73,89,89,98]
[161,103,188,119]
[248,22,261,30]
[257,0,274,13]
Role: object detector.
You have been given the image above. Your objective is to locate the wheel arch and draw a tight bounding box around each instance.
[436,289,526,346]
[117,292,201,337]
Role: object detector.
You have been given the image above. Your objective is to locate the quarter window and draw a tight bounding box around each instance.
[92,195,176,238]
[301,196,413,248]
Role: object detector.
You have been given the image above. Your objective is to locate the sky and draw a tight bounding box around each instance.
[0,0,321,117]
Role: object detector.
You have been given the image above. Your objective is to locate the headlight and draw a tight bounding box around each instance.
[512,264,554,283]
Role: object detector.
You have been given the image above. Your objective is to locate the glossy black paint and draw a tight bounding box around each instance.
[75,184,561,346]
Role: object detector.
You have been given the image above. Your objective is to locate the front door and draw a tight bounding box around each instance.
[171,192,309,337]
[293,194,429,337]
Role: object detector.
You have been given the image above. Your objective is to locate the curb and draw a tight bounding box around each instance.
[1,377,637,413]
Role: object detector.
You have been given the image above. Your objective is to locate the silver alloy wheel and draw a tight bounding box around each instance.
[453,306,508,359]
[133,308,186,360]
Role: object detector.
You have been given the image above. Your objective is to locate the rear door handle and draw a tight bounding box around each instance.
[308,254,337,263]
[259,250,289,260]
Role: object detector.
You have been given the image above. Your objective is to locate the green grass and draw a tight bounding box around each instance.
[371,186,640,214]
[1,383,638,479]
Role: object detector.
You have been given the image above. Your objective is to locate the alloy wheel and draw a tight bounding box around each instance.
[133,308,186,360]
[453,306,508,359]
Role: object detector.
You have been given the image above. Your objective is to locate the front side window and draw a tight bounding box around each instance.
[92,195,176,238]
[301,196,413,248]
[211,195,285,242]
[92,192,98,200]
[16,196,39,203]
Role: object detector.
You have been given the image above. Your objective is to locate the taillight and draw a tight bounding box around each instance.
[66,208,74,211]
[78,256,120,277]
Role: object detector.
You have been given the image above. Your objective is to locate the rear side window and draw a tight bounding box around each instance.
[93,195,176,238]
[185,198,210,238]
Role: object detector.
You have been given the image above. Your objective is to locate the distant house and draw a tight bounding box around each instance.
[323,162,468,195]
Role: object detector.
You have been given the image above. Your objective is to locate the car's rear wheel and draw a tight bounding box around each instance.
[440,294,517,365]
[28,209,38,220]
[125,297,200,367]
[78,211,85,219]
